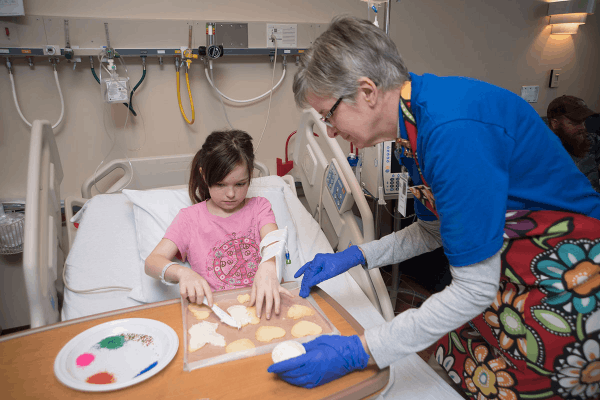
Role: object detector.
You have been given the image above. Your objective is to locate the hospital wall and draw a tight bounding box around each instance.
[0,0,599,330]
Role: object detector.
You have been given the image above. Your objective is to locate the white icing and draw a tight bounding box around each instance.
[227,305,253,327]
[271,340,306,363]
[188,321,226,351]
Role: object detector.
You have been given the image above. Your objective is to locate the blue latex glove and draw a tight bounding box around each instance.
[294,246,365,298]
[267,335,370,388]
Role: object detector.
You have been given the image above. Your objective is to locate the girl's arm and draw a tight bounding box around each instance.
[145,238,214,306]
[250,223,294,319]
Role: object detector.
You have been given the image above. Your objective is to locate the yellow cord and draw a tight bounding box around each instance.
[176,69,195,124]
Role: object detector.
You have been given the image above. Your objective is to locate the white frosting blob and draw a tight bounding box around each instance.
[227,305,253,327]
[271,340,306,363]
[188,321,226,351]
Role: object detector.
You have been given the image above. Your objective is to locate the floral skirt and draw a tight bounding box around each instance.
[435,211,600,400]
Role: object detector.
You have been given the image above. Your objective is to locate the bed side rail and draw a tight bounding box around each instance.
[294,109,394,321]
[23,120,64,328]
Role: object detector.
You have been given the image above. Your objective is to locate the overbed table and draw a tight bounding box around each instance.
[0,288,389,399]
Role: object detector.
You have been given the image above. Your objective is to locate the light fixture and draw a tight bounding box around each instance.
[548,0,596,35]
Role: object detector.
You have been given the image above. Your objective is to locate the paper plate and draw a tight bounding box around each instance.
[54,318,178,392]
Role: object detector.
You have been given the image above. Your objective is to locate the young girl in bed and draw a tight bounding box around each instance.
[145,130,293,319]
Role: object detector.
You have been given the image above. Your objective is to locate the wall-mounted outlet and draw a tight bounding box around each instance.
[43,45,61,56]
[521,85,539,103]
[549,69,561,88]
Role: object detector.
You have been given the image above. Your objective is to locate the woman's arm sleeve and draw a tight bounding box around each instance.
[364,250,501,368]
[359,218,443,270]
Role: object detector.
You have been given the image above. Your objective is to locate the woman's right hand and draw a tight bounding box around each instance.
[176,268,214,306]
[294,246,366,297]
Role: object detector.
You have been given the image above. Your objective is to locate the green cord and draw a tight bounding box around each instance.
[90,66,100,84]
[128,68,146,116]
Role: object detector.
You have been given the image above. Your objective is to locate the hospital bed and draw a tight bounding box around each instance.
[24,113,393,328]
[22,117,464,400]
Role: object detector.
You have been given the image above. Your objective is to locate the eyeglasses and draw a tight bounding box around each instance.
[320,97,343,128]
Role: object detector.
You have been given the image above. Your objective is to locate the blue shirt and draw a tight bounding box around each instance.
[399,73,600,267]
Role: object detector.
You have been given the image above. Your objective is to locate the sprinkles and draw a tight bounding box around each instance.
[119,333,154,347]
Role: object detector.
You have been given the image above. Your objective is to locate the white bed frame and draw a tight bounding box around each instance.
[24,113,392,329]
[23,121,65,328]
[293,109,395,321]
[80,155,271,199]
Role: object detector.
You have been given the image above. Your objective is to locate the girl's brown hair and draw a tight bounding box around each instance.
[189,130,255,204]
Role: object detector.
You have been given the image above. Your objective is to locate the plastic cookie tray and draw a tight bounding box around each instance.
[182,282,339,371]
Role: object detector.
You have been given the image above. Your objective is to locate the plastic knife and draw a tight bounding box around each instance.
[203,298,241,329]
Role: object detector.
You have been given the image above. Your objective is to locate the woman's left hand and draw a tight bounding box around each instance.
[250,259,293,319]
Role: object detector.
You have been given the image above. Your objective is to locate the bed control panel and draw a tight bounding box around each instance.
[326,159,353,214]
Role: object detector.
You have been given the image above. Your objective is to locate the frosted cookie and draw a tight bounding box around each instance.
[227,305,253,328]
[188,304,211,320]
[287,304,315,320]
[188,321,226,352]
[245,306,261,325]
[272,340,306,363]
[226,338,256,353]
[237,294,250,304]
[255,326,286,343]
[291,321,322,338]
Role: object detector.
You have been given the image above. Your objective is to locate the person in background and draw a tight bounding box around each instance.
[267,16,600,399]
[547,95,600,193]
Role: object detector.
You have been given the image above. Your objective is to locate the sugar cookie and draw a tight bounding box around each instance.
[291,321,322,338]
[237,294,250,304]
[227,305,253,328]
[255,326,286,342]
[245,306,261,325]
[188,321,226,352]
[287,304,315,320]
[226,338,256,353]
[188,304,212,320]
[272,340,306,363]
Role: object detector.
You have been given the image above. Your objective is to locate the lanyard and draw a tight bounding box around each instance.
[397,97,440,218]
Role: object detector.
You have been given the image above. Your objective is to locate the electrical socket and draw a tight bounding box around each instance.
[521,85,539,103]
[43,45,61,56]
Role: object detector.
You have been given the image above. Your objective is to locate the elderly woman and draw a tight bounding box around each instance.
[267,16,600,399]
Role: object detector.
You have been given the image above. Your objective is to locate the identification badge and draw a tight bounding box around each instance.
[397,172,409,217]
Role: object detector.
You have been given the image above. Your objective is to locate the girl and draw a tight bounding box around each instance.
[145,130,292,320]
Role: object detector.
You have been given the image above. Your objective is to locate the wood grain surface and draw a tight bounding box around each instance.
[0,289,388,400]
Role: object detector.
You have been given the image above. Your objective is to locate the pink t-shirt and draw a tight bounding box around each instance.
[164,197,276,291]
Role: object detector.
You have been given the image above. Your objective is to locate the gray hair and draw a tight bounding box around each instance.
[293,15,410,108]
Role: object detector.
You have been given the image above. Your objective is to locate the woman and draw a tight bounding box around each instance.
[268,16,600,399]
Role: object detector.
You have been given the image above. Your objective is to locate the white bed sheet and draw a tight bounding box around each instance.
[61,194,144,321]
[62,180,463,399]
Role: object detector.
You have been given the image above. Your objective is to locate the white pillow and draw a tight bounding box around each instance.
[122,176,300,303]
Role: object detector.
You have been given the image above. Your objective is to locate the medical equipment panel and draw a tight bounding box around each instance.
[360,140,404,200]
[325,159,353,214]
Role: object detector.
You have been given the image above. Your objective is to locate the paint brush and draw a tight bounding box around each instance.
[202,298,241,329]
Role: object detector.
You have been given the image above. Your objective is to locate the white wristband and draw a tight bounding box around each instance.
[160,262,179,286]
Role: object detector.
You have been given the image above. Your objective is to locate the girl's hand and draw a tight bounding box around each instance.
[250,260,294,319]
[177,268,213,306]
